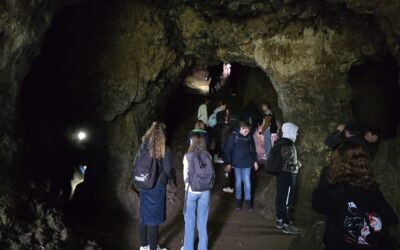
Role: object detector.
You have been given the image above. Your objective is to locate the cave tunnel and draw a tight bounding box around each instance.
[3,0,400,249]
[348,55,400,140]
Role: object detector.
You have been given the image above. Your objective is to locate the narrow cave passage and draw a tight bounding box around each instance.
[348,55,400,140]
[149,64,292,250]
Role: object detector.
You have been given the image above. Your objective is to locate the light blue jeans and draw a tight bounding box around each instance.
[263,127,272,157]
[234,167,251,201]
[183,190,210,250]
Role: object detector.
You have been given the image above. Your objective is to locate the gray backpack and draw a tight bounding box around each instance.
[187,151,214,191]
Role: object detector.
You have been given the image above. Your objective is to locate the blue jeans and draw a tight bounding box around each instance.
[263,127,272,157]
[234,167,251,201]
[183,190,210,250]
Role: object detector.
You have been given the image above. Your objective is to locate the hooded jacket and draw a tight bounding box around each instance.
[274,122,300,173]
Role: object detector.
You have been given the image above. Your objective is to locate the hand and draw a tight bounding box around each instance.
[337,124,345,132]
[224,165,232,173]
[254,162,259,171]
[298,160,302,168]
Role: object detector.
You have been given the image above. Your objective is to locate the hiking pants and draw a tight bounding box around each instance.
[139,223,159,250]
[184,190,210,250]
[234,167,251,201]
[275,172,297,224]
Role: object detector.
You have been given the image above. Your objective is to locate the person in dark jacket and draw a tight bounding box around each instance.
[224,121,258,211]
[136,122,176,250]
[312,141,398,250]
[325,123,379,159]
[274,122,302,235]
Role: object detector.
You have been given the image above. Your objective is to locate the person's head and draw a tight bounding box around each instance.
[188,133,206,152]
[142,121,166,159]
[218,100,227,110]
[329,141,378,190]
[194,120,205,130]
[261,103,270,112]
[239,121,251,136]
[282,122,299,142]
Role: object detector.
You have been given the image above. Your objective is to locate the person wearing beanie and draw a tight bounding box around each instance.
[273,122,302,235]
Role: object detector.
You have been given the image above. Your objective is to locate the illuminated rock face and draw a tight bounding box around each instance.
[0,0,400,248]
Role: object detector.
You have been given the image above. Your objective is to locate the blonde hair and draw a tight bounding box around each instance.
[142,121,166,159]
[329,141,378,190]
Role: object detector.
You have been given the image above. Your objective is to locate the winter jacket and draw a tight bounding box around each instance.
[274,137,300,173]
[155,146,176,187]
[313,167,399,250]
[277,122,301,173]
[223,130,257,168]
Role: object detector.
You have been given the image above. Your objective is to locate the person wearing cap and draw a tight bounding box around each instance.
[261,109,273,158]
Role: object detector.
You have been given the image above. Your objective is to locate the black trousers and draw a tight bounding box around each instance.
[275,172,297,224]
[139,223,159,250]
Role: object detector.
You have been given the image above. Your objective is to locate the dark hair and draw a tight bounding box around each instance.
[239,120,251,129]
[329,141,378,190]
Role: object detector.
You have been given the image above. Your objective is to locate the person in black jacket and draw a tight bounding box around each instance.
[273,122,302,234]
[224,121,259,211]
[313,141,398,250]
[136,122,176,250]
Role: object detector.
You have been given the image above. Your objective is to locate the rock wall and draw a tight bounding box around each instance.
[1,0,400,248]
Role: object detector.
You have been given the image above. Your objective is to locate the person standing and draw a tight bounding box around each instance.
[182,134,213,250]
[313,141,398,249]
[197,99,209,126]
[224,121,258,211]
[136,122,176,250]
[273,122,302,234]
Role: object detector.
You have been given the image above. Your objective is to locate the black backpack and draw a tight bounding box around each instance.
[133,144,159,189]
[187,151,214,191]
[265,144,283,175]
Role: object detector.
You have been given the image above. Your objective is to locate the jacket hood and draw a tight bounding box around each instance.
[282,122,298,142]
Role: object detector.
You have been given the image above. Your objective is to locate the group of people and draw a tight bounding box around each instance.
[133,107,398,249]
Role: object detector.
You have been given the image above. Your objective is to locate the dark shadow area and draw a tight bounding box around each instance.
[349,54,400,139]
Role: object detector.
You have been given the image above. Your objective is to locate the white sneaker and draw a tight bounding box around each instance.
[222,187,234,193]
[157,245,167,250]
[139,246,149,250]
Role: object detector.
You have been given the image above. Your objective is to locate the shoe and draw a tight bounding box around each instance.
[213,156,224,164]
[157,245,167,250]
[282,223,302,235]
[235,199,242,211]
[245,200,253,212]
[222,187,234,193]
[276,219,283,229]
[139,246,149,250]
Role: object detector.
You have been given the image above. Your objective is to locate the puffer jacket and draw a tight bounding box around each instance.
[274,137,300,173]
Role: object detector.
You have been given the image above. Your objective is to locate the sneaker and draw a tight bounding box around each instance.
[222,187,234,193]
[235,206,241,211]
[157,245,167,250]
[214,156,224,164]
[139,246,149,250]
[282,223,302,235]
[275,219,283,229]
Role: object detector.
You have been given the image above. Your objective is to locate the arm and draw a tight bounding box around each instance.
[325,124,345,148]
[163,147,176,185]
[312,185,340,216]
[378,191,399,227]
[183,154,189,184]
[223,134,235,165]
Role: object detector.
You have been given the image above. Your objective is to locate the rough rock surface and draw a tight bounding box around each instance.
[1,0,400,248]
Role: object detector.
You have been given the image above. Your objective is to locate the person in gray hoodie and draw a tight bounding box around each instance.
[273,122,302,235]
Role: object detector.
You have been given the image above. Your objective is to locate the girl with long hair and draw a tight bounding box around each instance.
[313,141,398,249]
[137,122,176,250]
